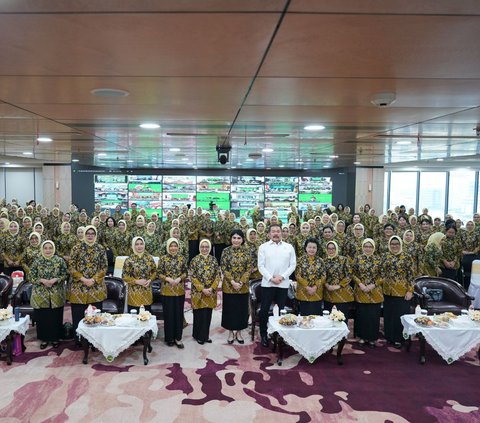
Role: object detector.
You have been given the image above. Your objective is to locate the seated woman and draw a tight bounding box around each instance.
[30,240,68,349]
[123,237,157,312]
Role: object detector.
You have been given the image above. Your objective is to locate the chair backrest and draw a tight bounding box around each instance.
[250,280,262,302]
[151,280,162,303]
[104,276,126,301]
[0,274,13,308]
[415,276,469,304]
[11,280,33,307]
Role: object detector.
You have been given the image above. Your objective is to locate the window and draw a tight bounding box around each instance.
[389,172,418,211]
[418,172,446,219]
[448,170,476,223]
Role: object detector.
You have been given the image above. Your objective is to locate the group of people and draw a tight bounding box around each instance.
[1,198,479,352]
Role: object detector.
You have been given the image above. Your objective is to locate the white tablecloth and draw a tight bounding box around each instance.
[76,317,158,361]
[0,316,31,343]
[267,316,349,363]
[401,314,480,364]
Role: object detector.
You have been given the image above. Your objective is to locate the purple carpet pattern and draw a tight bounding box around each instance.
[1,310,479,423]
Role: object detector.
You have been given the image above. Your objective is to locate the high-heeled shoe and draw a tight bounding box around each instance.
[227,331,234,344]
[235,332,244,344]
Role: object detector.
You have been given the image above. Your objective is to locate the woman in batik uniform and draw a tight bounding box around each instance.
[220,230,252,344]
[113,219,131,258]
[132,215,146,238]
[423,232,445,277]
[189,239,221,345]
[21,232,42,281]
[55,222,77,266]
[256,221,267,244]
[402,230,423,277]
[382,236,414,348]
[3,220,23,275]
[295,238,326,316]
[161,227,189,263]
[345,223,365,262]
[323,240,354,320]
[103,216,117,267]
[245,228,261,279]
[144,221,161,257]
[440,225,463,282]
[213,213,227,264]
[333,220,347,251]
[30,240,67,349]
[123,237,156,312]
[187,208,199,263]
[460,220,480,290]
[415,219,433,247]
[319,225,337,258]
[352,238,383,347]
[158,238,188,348]
[294,222,311,259]
[375,223,395,255]
[68,225,108,332]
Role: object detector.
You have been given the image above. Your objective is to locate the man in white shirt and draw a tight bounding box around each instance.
[257,224,297,347]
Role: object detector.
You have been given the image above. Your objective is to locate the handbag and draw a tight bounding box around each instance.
[425,288,443,302]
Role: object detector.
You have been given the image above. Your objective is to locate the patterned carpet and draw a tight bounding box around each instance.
[1,310,479,423]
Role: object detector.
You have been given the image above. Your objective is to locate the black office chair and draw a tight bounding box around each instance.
[102,276,126,314]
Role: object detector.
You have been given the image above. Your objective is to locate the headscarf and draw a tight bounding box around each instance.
[22,216,32,225]
[466,220,475,233]
[408,215,418,225]
[33,222,44,234]
[326,240,339,259]
[388,235,403,255]
[362,238,376,256]
[60,221,71,234]
[136,215,145,225]
[166,237,179,255]
[0,217,9,232]
[353,223,365,238]
[131,236,145,257]
[300,222,310,233]
[246,228,257,242]
[427,232,445,248]
[403,229,415,244]
[334,220,345,233]
[171,218,179,227]
[146,221,156,235]
[91,216,100,226]
[29,231,42,245]
[256,222,266,233]
[199,239,212,256]
[83,225,97,246]
[118,219,127,233]
[41,240,56,259]
[170,227,180,238]
[321,214,331,224]
[9,221,19,235]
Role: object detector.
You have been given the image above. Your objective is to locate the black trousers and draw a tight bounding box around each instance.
[384,295,411,343]
[259,287,288,337]
[193,308,213,342]
[71,302,103,333]
[214,243,227,264]
[34,307,64,342]
[188,240,199,264]
[323,301,353,323]
[355,303,381,342]
[462,254,478,290]
[163,295,185,342]
[298,300,323,316]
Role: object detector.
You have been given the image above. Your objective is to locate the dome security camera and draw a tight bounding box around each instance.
[371,92,396,108]
[216,145,231,165]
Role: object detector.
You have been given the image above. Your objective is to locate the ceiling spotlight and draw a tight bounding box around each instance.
[304,124,326,131]
[90,88,129,97]
[329,155,339,159]
[5,162,10,165]
[266,167,271,170]
[279,164,285,168]
[436,158,444,162]
[262,148,274,153]
[353,161,361,165]
[139,123,160,129]
[23,152,33,155]
[169,148,180,152]
[97,153,107,157]
[72,159,79,162]
[37,137,52,142]
[396,141,412,145]
[127,160,134,163]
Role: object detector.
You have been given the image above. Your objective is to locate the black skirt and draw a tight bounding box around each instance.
[297,300,323,316]
[193,308,213,342]
[383,295,411,343]
[34,307,64,342]
[221,293,249,331]
[355,302,381,342]
[163,295,185,342]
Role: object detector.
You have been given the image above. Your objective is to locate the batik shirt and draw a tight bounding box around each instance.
[189,254,220,309]
[30,255,67,309]
[381,252,415,297]
[441,236,463,270]
[323,255,354,303]
[295,255,326,302]
[352,254,383,304]
[157,253,188,296]
[122,253,157,306]
[220,246,251,295]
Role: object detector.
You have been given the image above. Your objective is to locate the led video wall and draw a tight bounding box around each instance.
[94,175,332,221]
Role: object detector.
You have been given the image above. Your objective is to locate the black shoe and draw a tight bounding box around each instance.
[261,336,269,348]
[206,339,212,343]
[167,341,175,347]
[236,334,244,344]
[394,342,402,349]
[40,342,48,350]
[197,340,205,345]
[175,340,185,349]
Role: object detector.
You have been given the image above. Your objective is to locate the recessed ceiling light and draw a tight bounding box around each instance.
[181,157,188,161]
[5,162,10,165]
[262,148,274,153]
[143,164,149,166]
[329,155,339,159]
[353,161,361,165]
[231,166,236,169]
[23,152,33,155]
[169,148,180,152]
[436,158,444,162]
[246,158,254,162]
[266,167,271,170]
[37,137,52,142]
[139,123,160,129]
[396,141,412,145]
[279,164,285,168]
[97,153,107,157]
[127,160,133,163]
[303,167,308,170]
[193,166,198,169]
[72,159,79,163]
[90,88,129,97]
[323,165,329,168]
[304,124,326,131]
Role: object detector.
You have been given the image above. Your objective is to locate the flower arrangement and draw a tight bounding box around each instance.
[469,310,480,322]
[329,310,346,322]
[0,305,13,321]
[138,311,152,322]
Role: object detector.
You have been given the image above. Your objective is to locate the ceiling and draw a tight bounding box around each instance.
[0,0,480,171]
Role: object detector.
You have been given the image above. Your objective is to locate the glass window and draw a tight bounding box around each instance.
[389,172,418,211]
[418,172,446,220]
[448,170,476,223]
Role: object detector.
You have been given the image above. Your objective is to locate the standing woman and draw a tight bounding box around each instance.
[423,232,445,277]
[68,225,108,332]
[113,219,131,258]
[30,240,67,349]
[189,239,221,344]
[352,239,383,347]
[323,240,354,320]
[21,232,42,282]
[122,237,156,312]
[3,221,23,275]
[55,222,77,266]
[295,238,326,316]
[345,223,365,263]
[158,238,188,348]
[144,221,161,257]
[382,236,414,348]
[440,225,463,282]
[402,230,423,277]
[221,230,252,344]
[245,228,262,280]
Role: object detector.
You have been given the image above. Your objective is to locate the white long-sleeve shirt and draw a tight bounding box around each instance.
[258,240,297,288]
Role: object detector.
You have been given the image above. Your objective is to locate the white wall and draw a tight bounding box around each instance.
[2,168,43,206]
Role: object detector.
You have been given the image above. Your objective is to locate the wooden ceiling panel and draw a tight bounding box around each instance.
[0,13,279,76]
[260,14,480,78]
